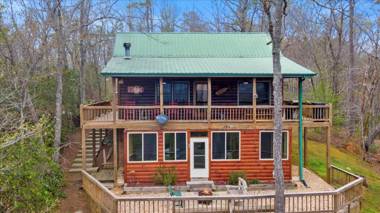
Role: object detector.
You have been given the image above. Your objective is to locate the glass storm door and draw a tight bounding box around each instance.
[190,138,209,178]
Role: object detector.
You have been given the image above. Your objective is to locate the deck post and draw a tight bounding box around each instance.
[252,78,256,122]
[160,78,164,114]
[207,78,211,122]
[327,125,331,183]
[81,128,86,170]
[112,77,118,123]
[92,129,96,167]
[113,128,118,185]
[304,127,307,167]
[298,77,304,181]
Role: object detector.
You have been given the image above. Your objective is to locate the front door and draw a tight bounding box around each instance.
[190,138,209,178]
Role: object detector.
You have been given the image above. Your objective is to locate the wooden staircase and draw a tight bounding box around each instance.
[69,129,105,173]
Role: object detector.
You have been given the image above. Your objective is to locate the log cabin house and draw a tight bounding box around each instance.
[78,33,332,188]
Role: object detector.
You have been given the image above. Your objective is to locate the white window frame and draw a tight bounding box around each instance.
[211,131,241,161]
[259,130,289,161]
[127,132,158,163]
[163,131,188,162]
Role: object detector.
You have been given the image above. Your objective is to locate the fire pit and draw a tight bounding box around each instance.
[198,188,213,205]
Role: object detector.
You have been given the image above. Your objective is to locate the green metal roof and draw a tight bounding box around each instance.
[102,32,315,77]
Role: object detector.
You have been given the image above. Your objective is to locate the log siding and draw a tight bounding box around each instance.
[123,128,292,185]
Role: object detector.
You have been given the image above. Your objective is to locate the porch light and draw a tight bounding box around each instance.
[118,79,124,84]
[243,81,249,84]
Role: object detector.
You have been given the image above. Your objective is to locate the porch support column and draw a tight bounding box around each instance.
[298,77,304,182]
[207,78,211,122]
[159,78,164,114]
[326,126,331,183]
[113,128,118,184]
[81,128,86,170]
[92,129,96,167]
[112,77,118,122]
[252,78,256,122]
[304,127,307,167]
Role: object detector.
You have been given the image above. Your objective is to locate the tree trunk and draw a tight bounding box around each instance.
[347,0,355,135]
[79,0,89,103]
[263,0,286,212]
[53,0,65,162]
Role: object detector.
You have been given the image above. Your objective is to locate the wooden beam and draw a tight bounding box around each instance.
[113,128,118,184]
[81,128,86,170]
[160,78,164,114]
[252,78,256,123]
[326,126,331,183]
[207,78,211,122]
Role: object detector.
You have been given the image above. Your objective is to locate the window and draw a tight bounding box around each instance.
[212,132,240,160]
[256,81,271,105]
[195,82,208,105]
[260,131,288,160]
[238,81,252,105]
[164,132,187,161]
[155,81,190,105]
[128,133,157,162]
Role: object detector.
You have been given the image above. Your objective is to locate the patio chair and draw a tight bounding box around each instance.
[168,185,183,207]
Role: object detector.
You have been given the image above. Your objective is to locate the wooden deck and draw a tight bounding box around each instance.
[82,165,363,213]
[80,104,332,130]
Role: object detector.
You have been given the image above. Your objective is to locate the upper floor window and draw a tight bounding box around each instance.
[212,131,240,160]
[195,82,208,105]
[260,131,288,160]
[164,132,187,161]
[156,81,190,105]
[128,132,157,162]
[256,81,271,105]
[238,81,252,105]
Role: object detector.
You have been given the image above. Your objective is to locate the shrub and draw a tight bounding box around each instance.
[228,171,247,185]
[250,179,261,184]
[0,117,64,212]
[153,166,177,186]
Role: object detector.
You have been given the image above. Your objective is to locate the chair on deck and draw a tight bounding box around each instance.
[168,185,183,207]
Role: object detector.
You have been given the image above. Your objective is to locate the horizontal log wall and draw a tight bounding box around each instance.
[123,129,292,185]
[209,129,292,183]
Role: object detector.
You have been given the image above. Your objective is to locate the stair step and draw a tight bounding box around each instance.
[72,162,93,168]
[73,158,93,163]
[69,167,98,173]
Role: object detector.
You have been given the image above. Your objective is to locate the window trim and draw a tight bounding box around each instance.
[259,130,289,161]
[211,131,241,161]
[163,131,188,162]
[127,132,158,163]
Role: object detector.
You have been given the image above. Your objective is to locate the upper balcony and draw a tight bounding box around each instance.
[80,77,332,129]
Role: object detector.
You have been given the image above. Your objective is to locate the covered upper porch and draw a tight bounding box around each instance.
[80,77,331,128]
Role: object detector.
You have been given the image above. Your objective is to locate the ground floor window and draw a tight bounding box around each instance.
[260,131,288,160]
[128,132,157,162]
[164,132,187,161]
[212,131,240,160]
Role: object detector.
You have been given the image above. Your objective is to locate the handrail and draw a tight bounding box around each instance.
[80,104,332,125]
[82,165,363,213]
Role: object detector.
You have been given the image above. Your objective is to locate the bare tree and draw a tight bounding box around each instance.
[79,0,90,103]
[53,0,65,162]
[181,10,209,32]
[263,0,287,212]
[347,0,355,135]
[159,4,177,32]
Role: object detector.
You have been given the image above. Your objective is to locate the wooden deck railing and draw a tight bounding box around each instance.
[82,165,363,213]
[80,104,332,125]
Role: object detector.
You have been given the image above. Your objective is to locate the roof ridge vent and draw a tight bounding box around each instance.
[123,42,131,59]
